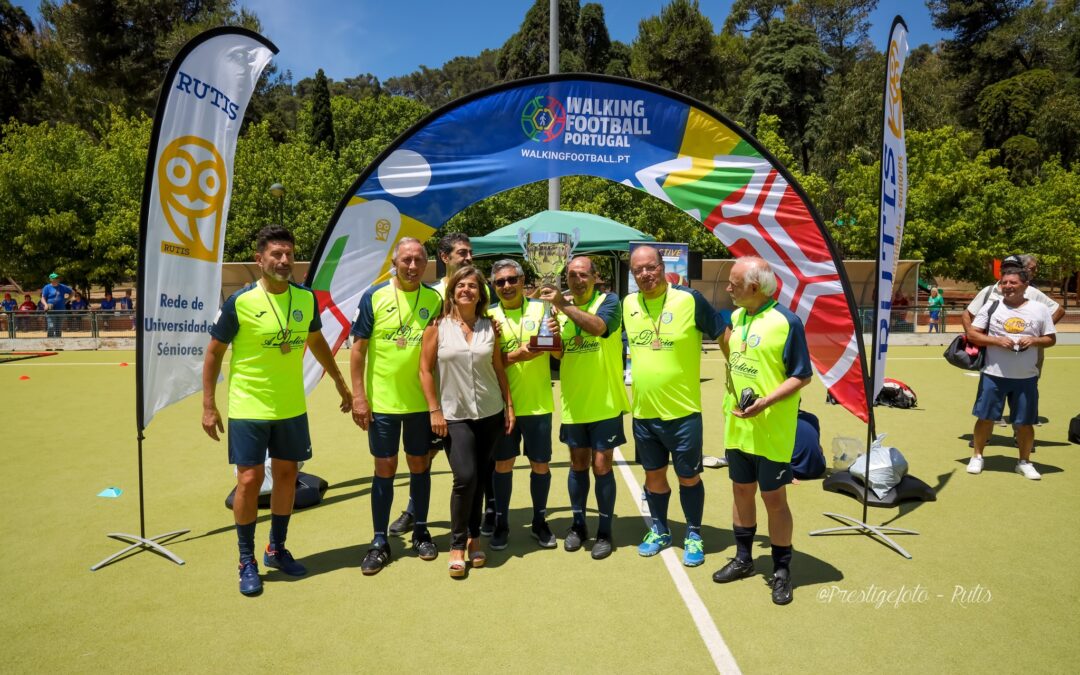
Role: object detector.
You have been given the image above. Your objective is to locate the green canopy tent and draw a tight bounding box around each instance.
[470,210,654,295]
[470,210,654,256]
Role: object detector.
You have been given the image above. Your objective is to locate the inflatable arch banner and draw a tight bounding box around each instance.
[303,74,871,422]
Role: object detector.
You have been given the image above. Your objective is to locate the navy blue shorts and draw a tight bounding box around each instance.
[369,412,434,458]
[633,413,703,478]
[495,413,552,463]
[725,448,792,492]
[559,415,626,451]
[972,373,1039,426]
[228,414,311,466]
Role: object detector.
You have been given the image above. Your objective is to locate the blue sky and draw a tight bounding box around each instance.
[16,1,945,83]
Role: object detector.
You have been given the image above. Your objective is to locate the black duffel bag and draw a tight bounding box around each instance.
[943,301,999,371]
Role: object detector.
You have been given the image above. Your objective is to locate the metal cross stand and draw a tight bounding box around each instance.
[91,432,189,570]
[808,425,918,559]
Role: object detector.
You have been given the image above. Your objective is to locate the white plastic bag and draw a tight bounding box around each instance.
[849,434,907,499]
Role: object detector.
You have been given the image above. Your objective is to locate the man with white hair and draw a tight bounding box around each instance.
[350,237,443,574]
[712,257,812,605]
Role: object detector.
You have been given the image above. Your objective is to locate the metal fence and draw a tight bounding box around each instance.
[2,310,136,339]
[857,305,1080,334]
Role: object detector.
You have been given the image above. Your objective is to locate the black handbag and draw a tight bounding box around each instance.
[943,301,999,371]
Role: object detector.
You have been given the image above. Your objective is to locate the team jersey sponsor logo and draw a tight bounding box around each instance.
[747,334,762,348]
[419,307,430,320]
[292,309,303,322]
[728,351,760,378]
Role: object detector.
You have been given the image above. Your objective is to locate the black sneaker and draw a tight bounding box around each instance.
[388,511,414,536]
[769,569,793,605]
[591,535,613,560]
[480,510,497,537]
[564,523,588,552]
[263,546,307,576]
[712,557,755,583]
[491,528,510,551]
[412,532,438,561]
[531,521,557,549]
[361,542,392,575]
[238,560,262,595]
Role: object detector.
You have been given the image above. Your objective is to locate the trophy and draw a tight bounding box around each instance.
[518,228,579,351]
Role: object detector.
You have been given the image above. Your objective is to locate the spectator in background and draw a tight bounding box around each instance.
[927,287,944,333]
[118,289,134,310]
[98,291,116,330]
[41,273,73,338]
[2,293,16,312]
[890,290,910,329]
[19,294,36,312]
[69,292,88,310]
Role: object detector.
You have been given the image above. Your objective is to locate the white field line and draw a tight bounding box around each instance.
[612,446,740,675]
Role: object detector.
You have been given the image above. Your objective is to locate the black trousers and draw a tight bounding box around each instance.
[445,412,504,550]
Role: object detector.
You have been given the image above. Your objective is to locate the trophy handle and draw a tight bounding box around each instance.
[517,227,529,255]
[569,228,581,256]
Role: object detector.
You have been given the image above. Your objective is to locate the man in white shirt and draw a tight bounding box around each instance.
[965,267,1056,480]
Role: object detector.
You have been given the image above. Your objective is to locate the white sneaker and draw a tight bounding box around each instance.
[702,455,728,469]
[966,456,984,474]
[1015,461,1041,480]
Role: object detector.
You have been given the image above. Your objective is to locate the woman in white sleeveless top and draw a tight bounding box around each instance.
[420,266,515,577]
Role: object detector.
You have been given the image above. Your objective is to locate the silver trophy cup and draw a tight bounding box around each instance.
[518,228,579,351]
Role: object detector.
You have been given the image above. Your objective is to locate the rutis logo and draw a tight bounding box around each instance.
[521,96,566,143]
[157,135,226,262]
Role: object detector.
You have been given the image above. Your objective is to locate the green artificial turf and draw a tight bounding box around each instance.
[2,346,1078,673]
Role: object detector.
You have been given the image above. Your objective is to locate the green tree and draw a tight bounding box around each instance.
[723,0,791,36]
[33,0,257,126]
[788,0,877,76]
[310,68,335,153]
[578,3,611,72]
[497,0,582,80]
[629,0,723,103]
[975,68,1056,149]
[740,19,830,172]
[0,0,42,128]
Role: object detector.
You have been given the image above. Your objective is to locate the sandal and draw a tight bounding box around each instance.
[467,537,485,567]
[448,558,466,578]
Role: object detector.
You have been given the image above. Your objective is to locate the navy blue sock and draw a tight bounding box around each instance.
[484,457,496,516]
[530,471,551,524]
[595,471,616,538]
[679,481,705,535]
[236,521,257,564]
[268,513,290,551]
[371,475,395,544]
[772,544,793,573]
[644,489,671,535]
[409,471,431,538]
[734,524,756,563]
[493,470,513,532]
[568,469,590,527]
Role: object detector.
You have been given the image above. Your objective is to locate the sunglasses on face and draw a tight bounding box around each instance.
[494,276,521,288]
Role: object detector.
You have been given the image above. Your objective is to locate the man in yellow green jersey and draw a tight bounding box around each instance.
[711,257,812,606]
[541,256,629,560]
[350,237,443,575]
[623,246,727,568]
[389,232,474,537]
[202,225,352,596]
[489,259,561,550]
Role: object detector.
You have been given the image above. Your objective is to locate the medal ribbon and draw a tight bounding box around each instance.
[261,282,293,345]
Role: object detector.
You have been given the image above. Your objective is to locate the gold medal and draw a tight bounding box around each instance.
[651,338,661,350]
[395,336,407,349]
[279,342,291,354]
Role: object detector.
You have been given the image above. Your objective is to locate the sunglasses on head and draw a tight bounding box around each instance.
[494,276,521,287]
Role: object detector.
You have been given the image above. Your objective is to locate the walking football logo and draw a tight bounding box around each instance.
[521,96,566,143]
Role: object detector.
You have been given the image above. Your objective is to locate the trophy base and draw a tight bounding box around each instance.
[530,334,562,352]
